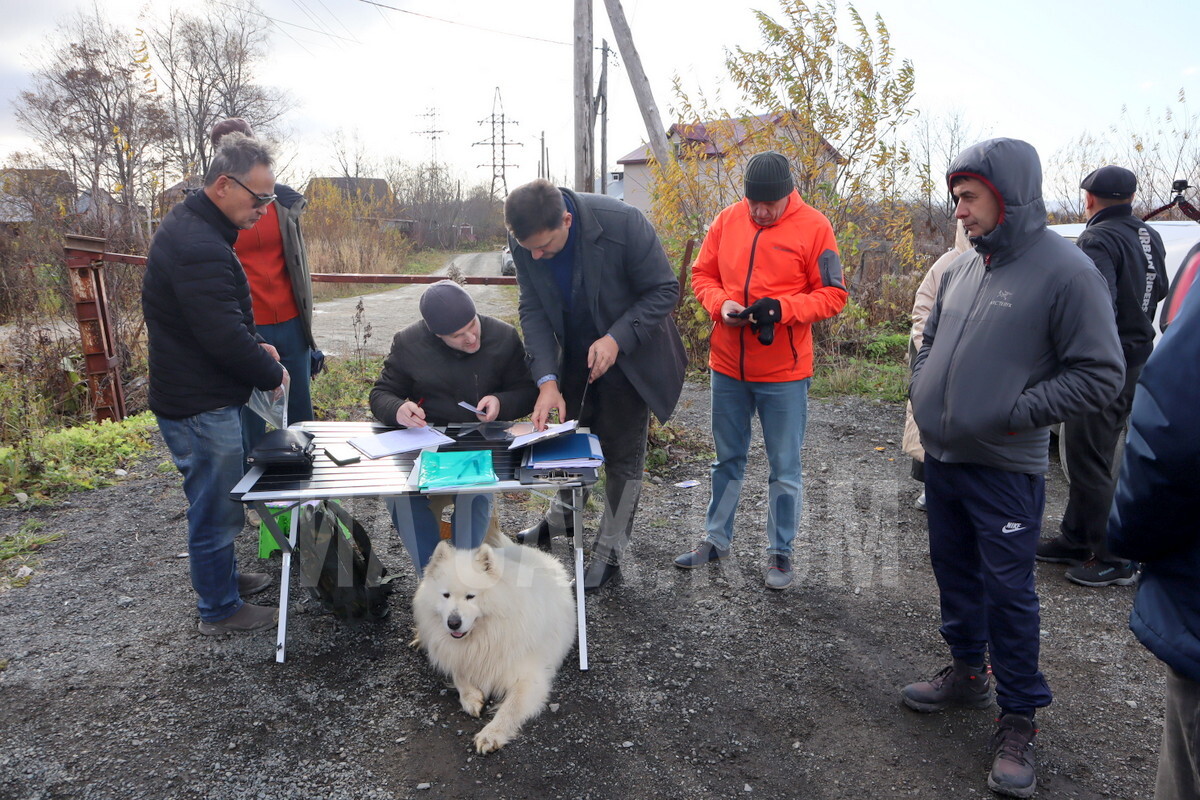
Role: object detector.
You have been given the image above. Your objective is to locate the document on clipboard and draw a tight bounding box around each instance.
[507,419,578,450]
[348,426,453,459]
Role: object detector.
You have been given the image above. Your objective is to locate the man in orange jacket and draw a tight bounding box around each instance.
[675,151,848,589]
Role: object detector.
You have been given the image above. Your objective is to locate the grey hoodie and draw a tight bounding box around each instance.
[910,138,1124,474]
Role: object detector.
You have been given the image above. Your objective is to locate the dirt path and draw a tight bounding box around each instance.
[0,384,1162,799]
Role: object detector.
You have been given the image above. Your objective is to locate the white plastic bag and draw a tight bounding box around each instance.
[247,369,290,430]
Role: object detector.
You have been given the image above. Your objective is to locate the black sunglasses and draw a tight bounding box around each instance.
[224,174,276,208]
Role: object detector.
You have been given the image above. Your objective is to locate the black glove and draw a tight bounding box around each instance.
[310,348,326,377]
[731,297,781,345]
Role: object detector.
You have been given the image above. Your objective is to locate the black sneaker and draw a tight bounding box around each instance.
[988,714,1037,798]
[1034,535,1090,564]
[1065,558,1138,587]
[901,659,995,712]
[673,541,730,569]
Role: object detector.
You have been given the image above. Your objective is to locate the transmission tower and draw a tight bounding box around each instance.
[414,107,447,180]
[474,88,522,199]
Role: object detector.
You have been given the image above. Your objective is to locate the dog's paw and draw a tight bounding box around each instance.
[474,724,512,754]
[408,629,422,650]
[458,686,485,718]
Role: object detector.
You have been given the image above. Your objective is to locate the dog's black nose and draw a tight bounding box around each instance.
[447,612,461,630]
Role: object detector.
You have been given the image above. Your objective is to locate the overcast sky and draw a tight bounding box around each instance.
[2,0,1198,192]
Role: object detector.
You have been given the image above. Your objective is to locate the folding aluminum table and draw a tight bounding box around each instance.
[229,420,594,667]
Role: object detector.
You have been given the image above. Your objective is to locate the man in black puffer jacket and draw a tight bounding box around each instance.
[143,134,286,636]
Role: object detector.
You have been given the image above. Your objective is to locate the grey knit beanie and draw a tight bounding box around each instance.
[419,280,477,335]
[744,151,794,202]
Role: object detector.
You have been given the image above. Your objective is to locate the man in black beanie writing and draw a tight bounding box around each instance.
[369,280,537,574]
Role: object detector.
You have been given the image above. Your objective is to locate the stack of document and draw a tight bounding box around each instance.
[524,432,604,469]
[508,419,578,449]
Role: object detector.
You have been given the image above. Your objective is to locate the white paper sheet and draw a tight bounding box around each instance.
[507,419,579,450]
[348,427,454,459]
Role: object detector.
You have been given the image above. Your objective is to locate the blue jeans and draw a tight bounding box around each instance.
[156,407,248,622]
[387,493,495,576]
[241,316,312,456]
[705,371,810,556]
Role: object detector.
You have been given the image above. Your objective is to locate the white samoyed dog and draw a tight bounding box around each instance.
[412,538,576,754]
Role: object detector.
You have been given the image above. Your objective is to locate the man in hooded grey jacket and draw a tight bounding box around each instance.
[902,138,1124,799]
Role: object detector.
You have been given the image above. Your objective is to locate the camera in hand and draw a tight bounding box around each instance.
[729,297,781,346]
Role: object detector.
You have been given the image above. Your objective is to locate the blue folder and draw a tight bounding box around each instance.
[529,432,604,465]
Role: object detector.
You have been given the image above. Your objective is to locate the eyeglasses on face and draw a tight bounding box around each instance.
[224,174,276,208]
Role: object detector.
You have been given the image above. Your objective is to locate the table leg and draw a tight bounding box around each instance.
[275,506,300,663]
[572,486,589,671]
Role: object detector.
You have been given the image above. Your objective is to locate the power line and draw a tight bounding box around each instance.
[357,0,571,47]
[313,0,362,41]
[209,0,357,45]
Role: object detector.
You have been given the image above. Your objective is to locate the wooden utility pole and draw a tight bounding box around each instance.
[573,0,594,192]
[597,39,609,196]
[602,0,670,166]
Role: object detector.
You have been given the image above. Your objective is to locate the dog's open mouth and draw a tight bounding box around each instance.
[450,630,468,639]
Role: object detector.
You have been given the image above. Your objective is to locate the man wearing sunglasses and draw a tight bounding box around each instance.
[211,119,320,462]
[143,133,288,635]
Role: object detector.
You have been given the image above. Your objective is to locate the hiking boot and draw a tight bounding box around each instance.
[901,659,995,712]
[1035,534,1090,565]
[583,560,620,593]
[673,541,730,569]
[237,572,272,597]
[197,603,278,635]
[516,519,553,551]
[1065,558,1138,587]
[764,555,793,590]
[914,491,926,511]
[988,714,1037,798]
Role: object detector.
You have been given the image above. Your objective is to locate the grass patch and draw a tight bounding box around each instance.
[1,412,157,506]
[812,357,908,402]
[311,354,385,422]
[1,519,61,591]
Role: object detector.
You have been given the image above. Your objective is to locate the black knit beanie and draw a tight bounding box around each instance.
[419,280,477,335]
[744,151,794,202]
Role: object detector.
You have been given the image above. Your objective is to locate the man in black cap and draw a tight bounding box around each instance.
[673,151,847,590]
[369,279,537,574]
[1036,165,1168,586]
[503,179,687,591]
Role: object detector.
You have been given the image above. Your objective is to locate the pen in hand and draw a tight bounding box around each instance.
[398,397,427,428]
